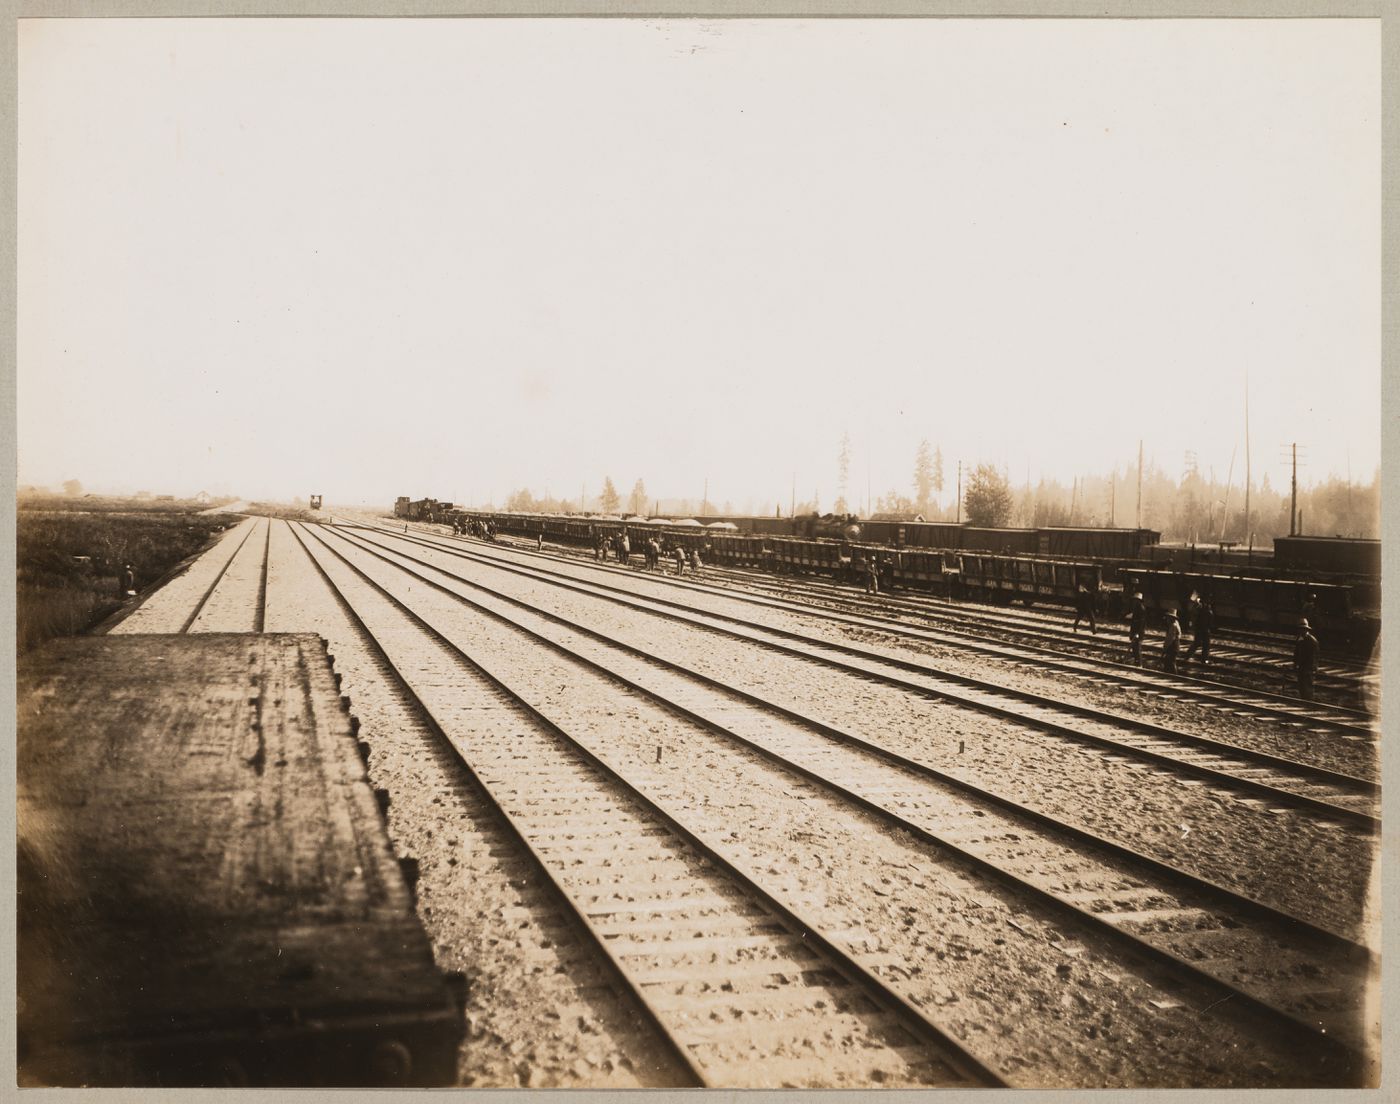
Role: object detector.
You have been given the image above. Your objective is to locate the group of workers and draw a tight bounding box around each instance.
[1119,588,1319,699]
[452,518,496,541]
[592,529,704,576]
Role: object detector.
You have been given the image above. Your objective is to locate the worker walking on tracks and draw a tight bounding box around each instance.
[1161,610,1181,674]
[864,556,879,595]
[1294,619,1319,700]
[1183,592,1201,633]
[1185,597,1214,667]
[1126,591,1147,666]
[672,545,686,576]
[1073,584,1097,634]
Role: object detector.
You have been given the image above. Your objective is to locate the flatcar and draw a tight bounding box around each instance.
[957,553,1101,609]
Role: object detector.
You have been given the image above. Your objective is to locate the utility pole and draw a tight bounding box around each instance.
[956,461,962,524]
[1243,372,1252,548]
[702,477,709,517]
[1110,471,1116,527]
[790,473,796,519]
[1219,446,1236,542]
[1136,440,1143,529]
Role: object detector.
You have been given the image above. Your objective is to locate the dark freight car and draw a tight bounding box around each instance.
[1272,536,1381,578]
[1036,527,1161,560]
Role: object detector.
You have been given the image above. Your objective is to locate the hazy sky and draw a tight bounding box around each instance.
[18,18,1379,509]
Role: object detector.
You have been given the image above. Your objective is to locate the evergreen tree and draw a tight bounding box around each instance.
[628,479,647,515]
[835,432,852,513]
[599,476,621,514]
[913,440,935,514]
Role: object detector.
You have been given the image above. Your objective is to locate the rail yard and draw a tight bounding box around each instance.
[18,505,1379,1089]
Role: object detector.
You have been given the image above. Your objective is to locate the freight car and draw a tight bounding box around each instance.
[1272,536,1380,578]
[956,553,1102,608]
[422,506,1374,638]
[448,510,948,592]
[424,502,1161,562]
[1118,566,1375,651]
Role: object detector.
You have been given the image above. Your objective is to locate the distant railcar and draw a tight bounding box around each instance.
[1272,536,1380,578]
[1036,527,1160,561]
[309,494,323,511]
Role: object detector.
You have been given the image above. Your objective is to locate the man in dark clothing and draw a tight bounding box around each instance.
[1183,592,1201,634]
[865,557,879,596]
[120,564,136,597]
[1126,591,1147,666]
[1294,619,1319,700]
[1073,584,1097,634]
[1185,598,1214,667]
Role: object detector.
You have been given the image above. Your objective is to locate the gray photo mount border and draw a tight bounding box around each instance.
[2,3,1394,1104]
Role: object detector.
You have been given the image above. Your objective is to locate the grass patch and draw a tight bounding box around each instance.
[17,502,241,652]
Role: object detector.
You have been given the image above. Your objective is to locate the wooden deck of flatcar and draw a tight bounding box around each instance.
[17,633,464,1087]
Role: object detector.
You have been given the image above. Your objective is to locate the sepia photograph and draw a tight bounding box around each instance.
[12,7,1385,1092]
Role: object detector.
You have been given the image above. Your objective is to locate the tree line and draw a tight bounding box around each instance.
[491,438,1377,544]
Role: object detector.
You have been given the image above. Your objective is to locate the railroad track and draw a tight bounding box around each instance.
[473,528,1374,713]
[476,528,1373,738]
[699,565,1375,719]
[343,522,1379,833]
[300,521,1369,1085]
[284,522,1002,1089]
[109,515,268,636]
[665,561,1376,710]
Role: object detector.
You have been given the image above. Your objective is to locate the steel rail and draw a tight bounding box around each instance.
[179,515,262,634]
[308,522,1367,1083]
[660,559,1375,725]
[283,522,709,1087]
[699,558,1375,687]
[325,523,1376,951]
[371,521,1374,740]
[254,516,272,633]
[345,524,1379,827]
[420,517,1375,707]
[294,522,1006,1089]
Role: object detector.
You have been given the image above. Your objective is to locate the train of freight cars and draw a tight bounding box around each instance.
[393,499,1161,560]
[390,499,1377,650]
